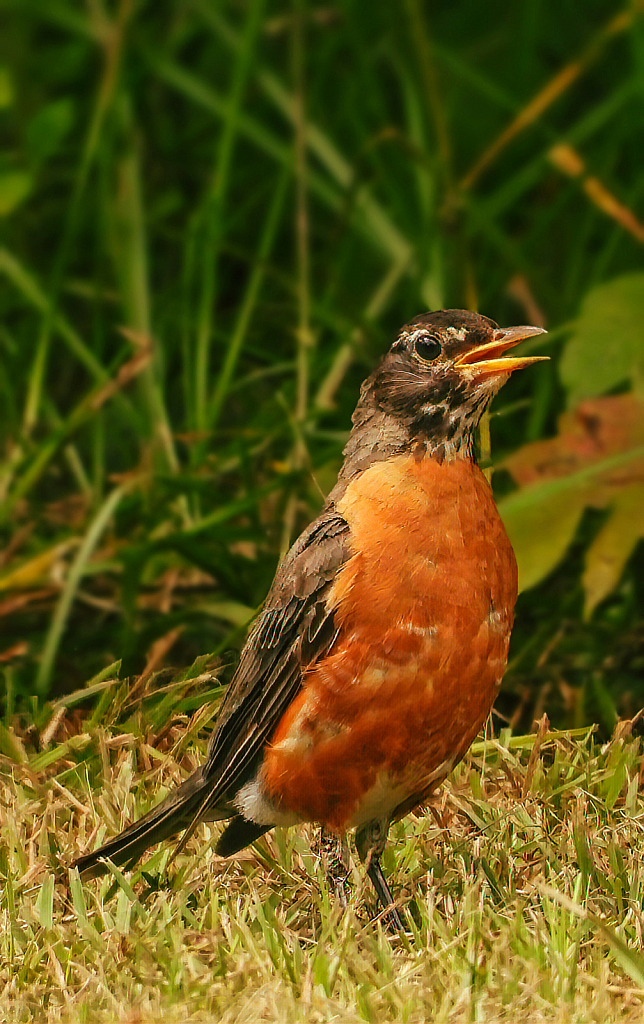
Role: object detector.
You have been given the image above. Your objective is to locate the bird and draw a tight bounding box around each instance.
[73,309,547,927]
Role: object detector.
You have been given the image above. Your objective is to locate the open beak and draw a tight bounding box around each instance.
[454,325,549,377]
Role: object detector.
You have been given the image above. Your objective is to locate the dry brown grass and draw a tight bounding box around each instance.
[3,686,644,1022]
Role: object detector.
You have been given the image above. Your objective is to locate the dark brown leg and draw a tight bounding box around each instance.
[355,819,407,931]
[319,827,351,907]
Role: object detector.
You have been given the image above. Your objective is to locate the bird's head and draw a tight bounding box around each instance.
[367,309,548,458]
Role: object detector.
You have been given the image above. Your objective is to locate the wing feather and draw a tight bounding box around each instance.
[198,512,351,811]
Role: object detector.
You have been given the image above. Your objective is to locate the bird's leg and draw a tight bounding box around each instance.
[355,819,406,931]
[318,826,351,908]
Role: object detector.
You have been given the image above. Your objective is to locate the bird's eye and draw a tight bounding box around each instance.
[413,334,442,363]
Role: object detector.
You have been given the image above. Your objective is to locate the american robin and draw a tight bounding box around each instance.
[74,309,547,926]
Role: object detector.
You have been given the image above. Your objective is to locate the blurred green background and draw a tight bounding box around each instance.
[1,0,643,736]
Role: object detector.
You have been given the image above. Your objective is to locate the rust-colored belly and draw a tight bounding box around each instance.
[262,453,517,830]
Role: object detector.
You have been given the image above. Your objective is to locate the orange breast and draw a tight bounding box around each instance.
[262,453,517,831]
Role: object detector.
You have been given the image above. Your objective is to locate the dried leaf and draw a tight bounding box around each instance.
[0,539,78,591]
[501,393,644,603]
[43,494,89,528]
[0,641,28,662]
[0,588,56,617]
[504,394,644,495]
[89,344,152,411]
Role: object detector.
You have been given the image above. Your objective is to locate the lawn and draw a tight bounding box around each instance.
[3,681,644,1021]
[1,1,644,1020]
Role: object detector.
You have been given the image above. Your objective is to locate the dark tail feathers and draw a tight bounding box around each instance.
[73,767,217,878]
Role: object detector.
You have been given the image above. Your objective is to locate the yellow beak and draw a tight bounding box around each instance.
[455,325,549,376]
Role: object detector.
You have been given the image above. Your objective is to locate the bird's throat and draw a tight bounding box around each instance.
[326,398,485,508]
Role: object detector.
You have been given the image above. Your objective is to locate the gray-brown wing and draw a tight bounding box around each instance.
[199,511,351,811]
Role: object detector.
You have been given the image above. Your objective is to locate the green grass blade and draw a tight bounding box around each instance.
[35,482,133,697]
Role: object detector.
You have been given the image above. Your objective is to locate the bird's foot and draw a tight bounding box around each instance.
[365,856,408,932]
[318,827,351,908]
[355,819,408,932]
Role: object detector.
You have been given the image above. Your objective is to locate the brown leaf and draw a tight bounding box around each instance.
[0,540,79,591]
[125,626,186,706]
[89,345,152,412]
[501,393,644,603]
[43,494,89,528]
[0,640,28,662]
[0,588,56,617]
[0,523,34,568]
[504,394,644,499]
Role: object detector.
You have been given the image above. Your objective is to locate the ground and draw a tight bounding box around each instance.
[2,689,644,1023]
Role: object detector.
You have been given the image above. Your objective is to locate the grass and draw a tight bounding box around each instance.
[1,2,644,1019]
[2,671,644,1022]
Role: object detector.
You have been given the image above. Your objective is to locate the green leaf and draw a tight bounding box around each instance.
[0,67,14,107]
[595,920,644,989]
[0,171,32,215]
[68,867,88,926]
[582,483,644,617]
[500,487,584,593]
[25,98,75,164]
[35,873,54,930]
[561,274,644,405]
[0,722,28,763]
